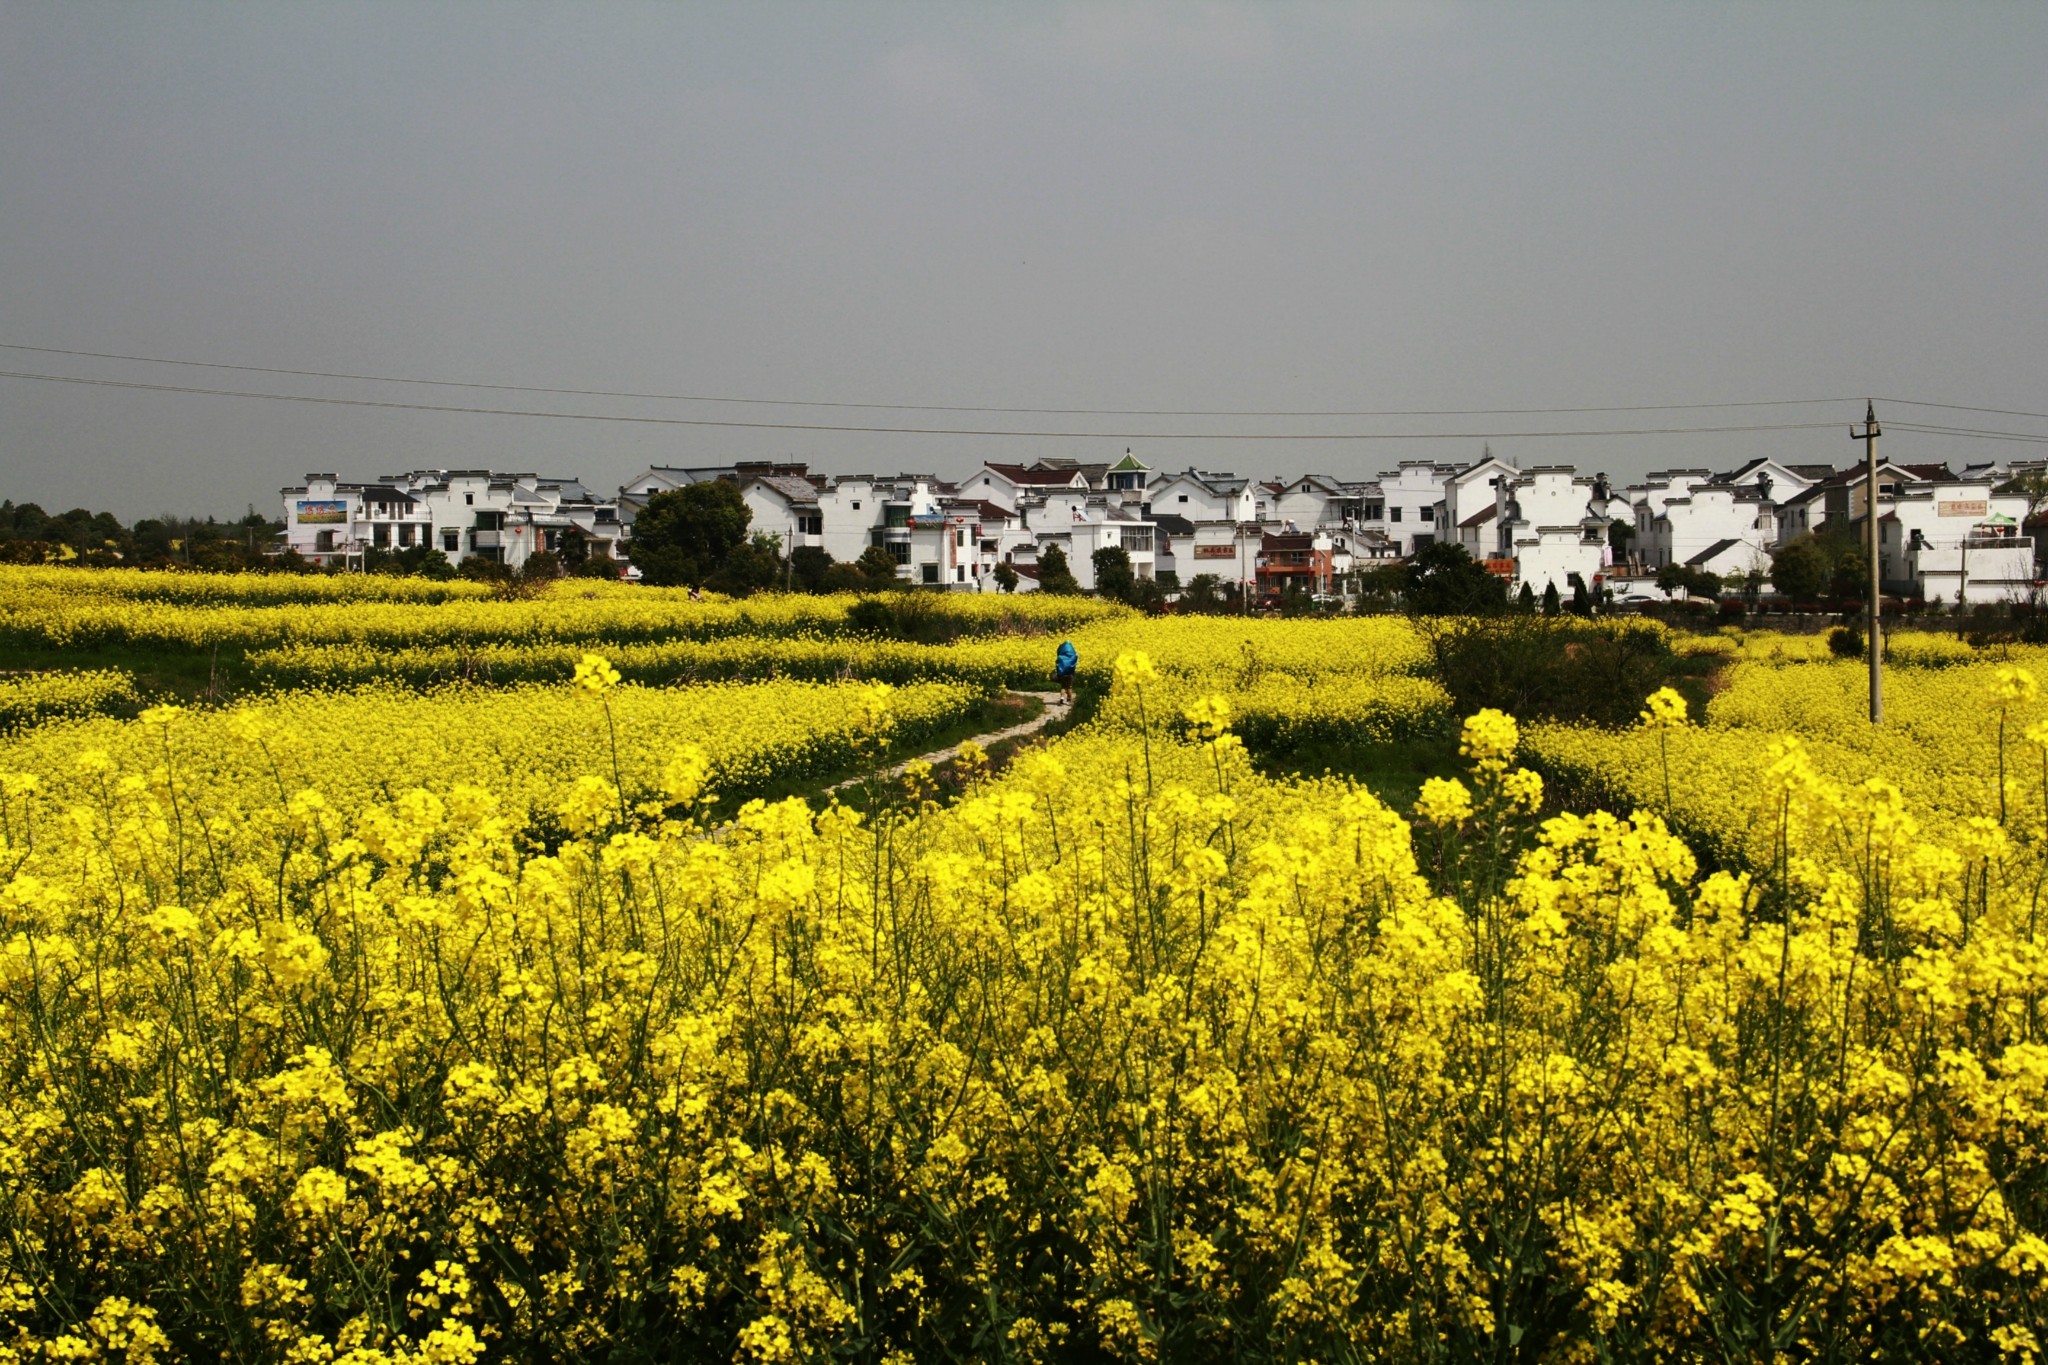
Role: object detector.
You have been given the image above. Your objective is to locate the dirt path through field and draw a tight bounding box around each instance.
[826,690,1065,795]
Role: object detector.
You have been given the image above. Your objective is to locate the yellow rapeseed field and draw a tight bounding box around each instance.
[0,670,138,733]
[0,568,1125,653]
[0,679,981,825]
[2,581,2046,1362]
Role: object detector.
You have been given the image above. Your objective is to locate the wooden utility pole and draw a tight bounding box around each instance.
[1852,400,1883,723]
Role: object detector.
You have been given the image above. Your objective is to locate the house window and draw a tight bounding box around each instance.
[955,527,968,547]
[887,541,910,565]
[955,565,966,582]
[851,501,861,511]
[1177,495,1188,503]
[1390,507,1403,523]
[465,494,474,506]
[443,530,459,552]
[921,563,940,584]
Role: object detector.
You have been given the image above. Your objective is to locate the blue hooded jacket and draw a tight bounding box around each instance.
[1055,640,1078,675]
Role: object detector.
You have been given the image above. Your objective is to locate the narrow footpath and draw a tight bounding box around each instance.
[826,690,1066,795]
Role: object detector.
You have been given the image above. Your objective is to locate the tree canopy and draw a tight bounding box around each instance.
[1769,538,1827,601]
[1403,542,1507,615]
[629,482,751,587]
[1037,544,1081,595]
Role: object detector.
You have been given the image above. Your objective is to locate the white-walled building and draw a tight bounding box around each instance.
[1879,478,2032,603]
[281,475,434,569]
[282,470,626,572]
[1146,469,1261,525]
[739,472,826,557]
[1372,461,1459,557]
[1493,467,1613,596]
[1438,453,1521,560]
[1639,484,1779,581]
[1275,474,1347,531]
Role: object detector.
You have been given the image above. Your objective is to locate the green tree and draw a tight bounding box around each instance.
[1541,580,1561,616]
[1037,544,1081,595]
[992,563,1019,593]
[1091,545,1134,601]
[629,482,751,587]
[1180,574,1225,612]
[1404,542,1507,615]
[1830,549,1869,601]
[788,545,834,593]
[1125,576,1168,613]
[704,534,783,596]
[821,562,871,592]
[1607,520,1636,560]
[1770,537,1827,600]
[854,545,903,587]
[1655,563,1723,600]
[1517,581,1537,613]
[520,549,563,582]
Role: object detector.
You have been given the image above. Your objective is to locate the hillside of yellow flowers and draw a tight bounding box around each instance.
[3,573,2048,1361]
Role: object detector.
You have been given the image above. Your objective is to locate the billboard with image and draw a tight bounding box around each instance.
[296,500,348,524]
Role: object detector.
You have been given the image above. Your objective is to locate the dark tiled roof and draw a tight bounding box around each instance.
[744,474,823,506]
[1686,539,1739,566]
[986,463,1086,486]
[1459,503,1499,528]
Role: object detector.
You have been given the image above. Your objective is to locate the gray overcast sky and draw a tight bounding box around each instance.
[3,2,2045,518]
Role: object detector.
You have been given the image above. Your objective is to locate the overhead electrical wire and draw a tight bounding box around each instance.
[0,342,1862,420]
[0,368,1855,440]
[1876,398,2048,423]
[5,344,2045,446]
[1888,422,2048,445]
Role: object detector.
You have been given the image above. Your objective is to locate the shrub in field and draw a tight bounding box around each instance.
[1415,614,1683,726]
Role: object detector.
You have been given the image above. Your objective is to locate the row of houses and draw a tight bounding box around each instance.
[281,470,630,569]
[281,448,2044,603]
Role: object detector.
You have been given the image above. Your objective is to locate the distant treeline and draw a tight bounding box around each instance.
[0,500,285,572]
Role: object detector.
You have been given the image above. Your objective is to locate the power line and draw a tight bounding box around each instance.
[0,341,1862,420]
[0,367,1858,440]
[1879,396,2048,423]
[3,368,1865,441]
[0,367,1855,440]
[1888,421,2048,445]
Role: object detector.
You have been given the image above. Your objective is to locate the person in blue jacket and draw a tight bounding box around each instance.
[1054,639,1078,705]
